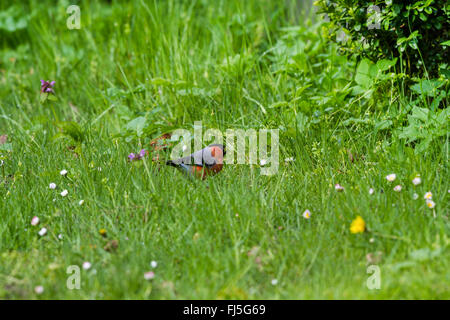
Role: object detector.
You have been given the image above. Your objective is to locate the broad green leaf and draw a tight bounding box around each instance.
[47,95,58,102]
[0,6,28,32]
[295,84,312,96]
[398,124,419,142]
[376,58,397,72]
[415,137,432,154]
[355,59,373,88]
[397,37,408,45]
[408,40,418,50]
[126,116,147,137]
[54,121,84,143]
[374,119,393,131]
[436,107,450,125]
[296,112,309,133]
[351,85,367,95]
[411,79,445,97]
[440,68,450,79]
[411,107,429,122]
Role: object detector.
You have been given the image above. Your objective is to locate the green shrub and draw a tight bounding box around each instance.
[314,0,450,77]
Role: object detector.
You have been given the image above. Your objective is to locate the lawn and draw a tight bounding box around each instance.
[0,0,449,299]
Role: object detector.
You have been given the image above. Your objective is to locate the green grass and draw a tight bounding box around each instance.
[0,0,449,299]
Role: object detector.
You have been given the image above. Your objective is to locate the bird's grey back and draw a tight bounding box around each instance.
[170,144,224,166]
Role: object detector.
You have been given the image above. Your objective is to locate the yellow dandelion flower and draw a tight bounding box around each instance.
[99,228,107,237]
[350,216,365,234]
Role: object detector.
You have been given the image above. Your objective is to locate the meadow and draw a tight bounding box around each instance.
[0,0,448,299]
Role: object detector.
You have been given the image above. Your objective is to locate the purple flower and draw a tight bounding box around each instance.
[128,149,148,162]
[139,149,147,158]
[40,80,55,93]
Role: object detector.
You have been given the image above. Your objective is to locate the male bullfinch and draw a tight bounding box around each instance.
[166,144,225,179]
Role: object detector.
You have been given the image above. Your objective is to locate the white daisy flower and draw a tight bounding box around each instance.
[369,188,375,195]
[271,279,278,285]
[413,193,419,200]
[393,185,402,192]
[426,200,435,209]
[60,169,68,176]
[386,174,396,182]
[49,183,56,189]
[334,184,344,192]
[412,177,421,185]
[31,216,40,226]
[424,192,432,200]
[58,234,63,240]
[284,157,294,163]
[150,261,158,268]
[82,262,92,270]
[144,271,155,280]
[38,227,47,236]
[79,200,84,206]
[302,209,311,219]
[260,159,267,166]
[60,190,68,197]
[34,286,44,294]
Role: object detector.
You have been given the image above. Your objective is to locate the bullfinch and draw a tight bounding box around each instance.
[166,144,225,179]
